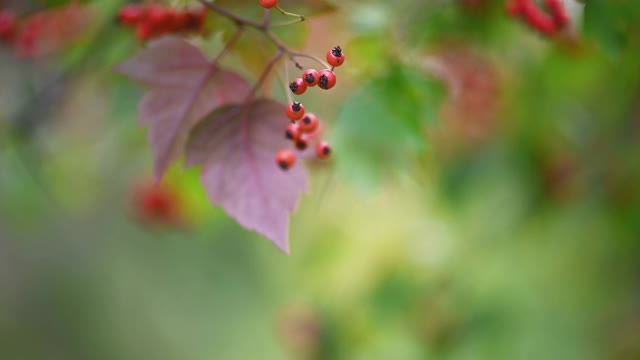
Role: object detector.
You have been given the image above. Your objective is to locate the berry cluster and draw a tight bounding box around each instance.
[0,4,90,58]
[118,4,207,41]
[276,46,344,170]
[506,0,569,36]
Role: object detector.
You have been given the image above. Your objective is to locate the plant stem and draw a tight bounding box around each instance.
[199,0,324,69]
[283,60,293,104]
[210,26,245,69]
[245,50,285,103]
[199,0,264,28]
[275,5,305,21]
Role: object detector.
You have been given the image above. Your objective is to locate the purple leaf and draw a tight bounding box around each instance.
[114,36,251,181]
[186,99,309,253]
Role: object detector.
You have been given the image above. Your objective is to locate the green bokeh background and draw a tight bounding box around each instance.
[1,0,640,359]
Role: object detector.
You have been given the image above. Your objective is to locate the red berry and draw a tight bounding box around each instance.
[303,69,320,87]
[299,113,319,133]
[294,133,311,151]
[289,78,307,95]
[326,46,345,67]
[286,102,305,121]
[285,123,301,141]
[276,149,296,170]
[315,141,331,159]
[318,69,337,90]
[118,4,148,26]
[259,0,279,9]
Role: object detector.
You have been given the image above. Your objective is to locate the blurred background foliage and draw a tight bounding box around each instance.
[1,0,640,359]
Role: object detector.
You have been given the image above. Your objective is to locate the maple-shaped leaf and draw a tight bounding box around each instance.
[114,36,251,181]
[185,99,308,253]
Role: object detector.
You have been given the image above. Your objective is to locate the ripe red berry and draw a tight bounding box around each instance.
[289,78,307,95]
[276,149,296,170]
[285,123,301,141]
[295,133,311,151]
[315,141,331,159]
[303,69,319,87]
[259,0,279,9]
[326,46,345,67]
[299,113,319,133]
[318,69,337,90]
[286,102,305,121]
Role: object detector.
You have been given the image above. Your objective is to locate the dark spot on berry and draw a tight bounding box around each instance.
[305,73,316,84]
[291,102,301,111]
[285,130,294,140]
[319,75,328,89]
[331,46,342,57]
[296,140,308,150]
[278,161,289,170]
[323,146,331,155]
[289,82,298,93]
[302,116,310,124]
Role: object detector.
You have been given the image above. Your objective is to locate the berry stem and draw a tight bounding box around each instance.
[271,18,305,27]
[289,52,331,69]
[199,0,323,68]
[261,8,271,28]
[283,60,293,104]
[275,5,305,21]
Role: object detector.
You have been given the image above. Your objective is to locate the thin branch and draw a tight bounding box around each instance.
[211,26,245,69]
[244,50,285,103]
[199,0,264,28]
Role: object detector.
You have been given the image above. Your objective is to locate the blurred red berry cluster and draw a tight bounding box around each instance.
[118,4,207,41]
[0,3,90,58]
[0,10,16,43]
[130,180,185,228]
[506,0,569,35]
